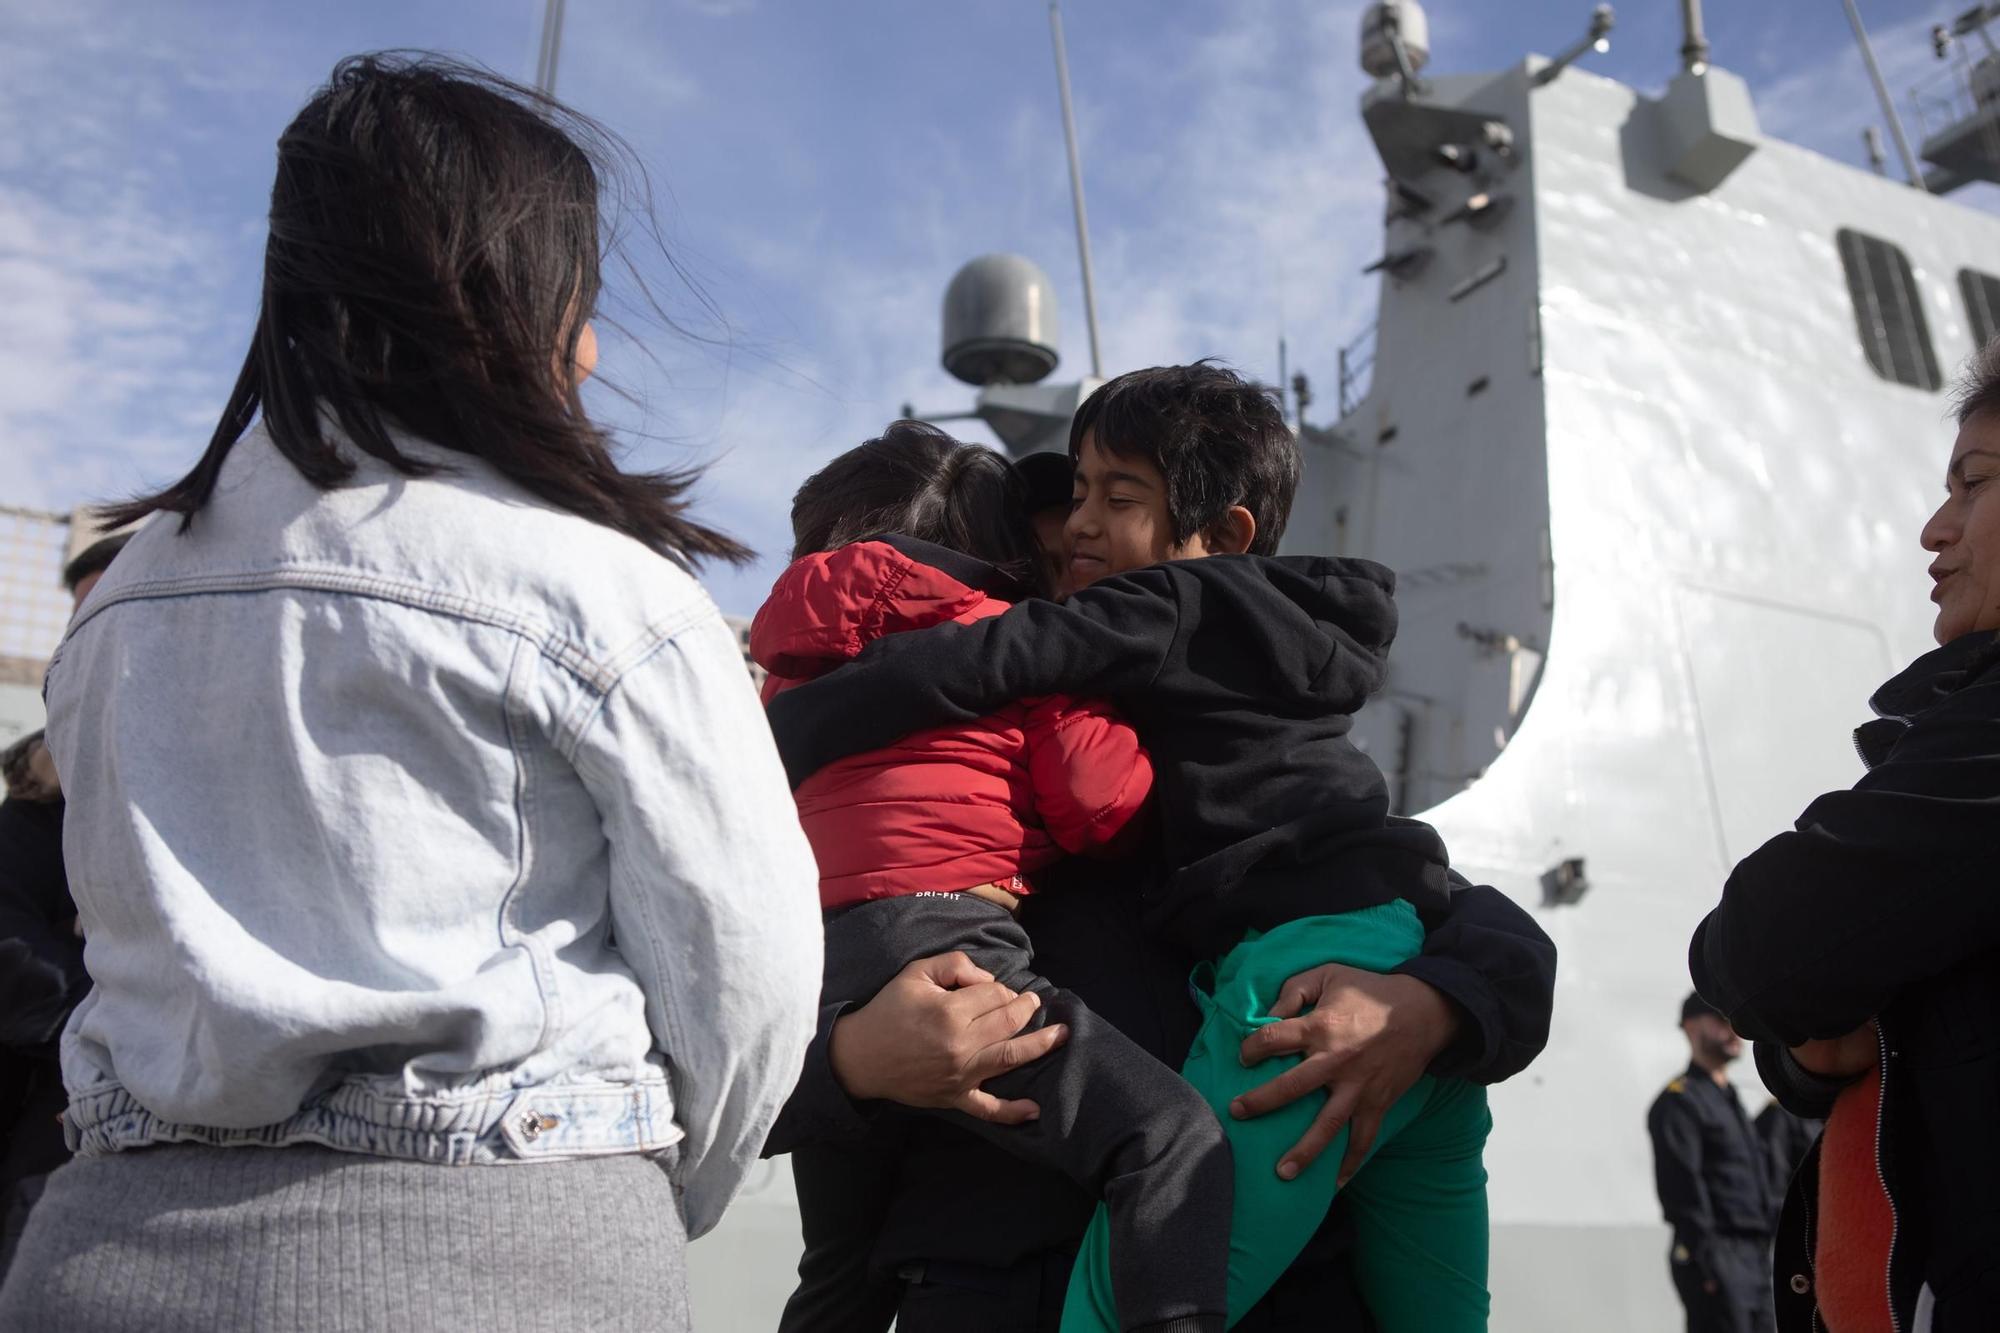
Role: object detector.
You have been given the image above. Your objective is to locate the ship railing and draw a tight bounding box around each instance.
[1337,319,1377,418]
[1906,53,1992,147]
[0,504,75,683]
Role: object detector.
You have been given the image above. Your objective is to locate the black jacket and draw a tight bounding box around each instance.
[767,549,1452,959]
[769,854,1554,1330]
[1646,1063,1780,1283]
[0,796,83,1186]
[1753,1101,1820,1206]
[1691,630,2000,1331]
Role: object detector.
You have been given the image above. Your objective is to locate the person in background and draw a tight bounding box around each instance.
[0,532,131,1279]
[1753,1102,1819,1211]
[61,534,130,609]
[1691,340,2000,1331]
[1648,993,1777,1333]
[1016,450,1077,598]
[0,54,821,1331]
[0,731,77,1283]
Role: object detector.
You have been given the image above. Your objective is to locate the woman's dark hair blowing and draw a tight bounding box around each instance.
[107,53,747,567]
[789,421,1045,596]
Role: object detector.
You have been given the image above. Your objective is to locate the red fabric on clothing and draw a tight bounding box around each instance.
[751,541,1153,911]
[1814,1066,1894,1333]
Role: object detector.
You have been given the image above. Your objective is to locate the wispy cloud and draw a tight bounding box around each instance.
[621,0,1389,613]
[0,0,252,511]
[20,0,1958,621]
[1757,8,2000,209]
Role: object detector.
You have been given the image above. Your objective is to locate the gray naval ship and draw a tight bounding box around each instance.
[683,2,2000,1328]
[2,3,1998,1328]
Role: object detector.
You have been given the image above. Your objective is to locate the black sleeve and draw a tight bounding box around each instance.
[1690,670,2000,1046]
[1752,1040,1853,1122]
[1394,875,1556,1084]
[761,1001,879,1159]
[766,567,1183,787]
[0,798,86,1048]
[1648,1093,1718,1266]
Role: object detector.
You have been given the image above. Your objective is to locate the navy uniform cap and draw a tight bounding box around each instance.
[1680,991,1721,1025]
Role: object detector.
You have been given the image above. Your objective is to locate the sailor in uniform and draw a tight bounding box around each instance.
[1647,993,1778,1333]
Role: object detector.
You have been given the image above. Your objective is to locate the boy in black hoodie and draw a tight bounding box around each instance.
[767,364,1492,1331]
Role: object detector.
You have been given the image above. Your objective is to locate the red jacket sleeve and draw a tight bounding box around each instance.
[1022,695,1153,857]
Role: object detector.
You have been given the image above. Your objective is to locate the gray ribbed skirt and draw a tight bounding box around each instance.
[0,1144,689,1332]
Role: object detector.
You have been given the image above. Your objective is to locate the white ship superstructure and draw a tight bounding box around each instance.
[1295,15,2000,1326]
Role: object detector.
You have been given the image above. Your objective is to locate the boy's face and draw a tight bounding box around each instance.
[1065,431,1215,590]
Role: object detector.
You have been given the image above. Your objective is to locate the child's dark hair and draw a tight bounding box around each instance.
[790,421,1045,595]
[1068,361,1299,557]
[105,52,747,569]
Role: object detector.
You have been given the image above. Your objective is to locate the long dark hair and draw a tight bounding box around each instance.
[789,421,1045,596]
[106,53,748,567]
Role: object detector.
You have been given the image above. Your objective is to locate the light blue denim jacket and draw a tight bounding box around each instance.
[42,424,823,1237]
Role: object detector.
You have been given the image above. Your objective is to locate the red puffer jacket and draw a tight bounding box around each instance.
[751,536,1152,912]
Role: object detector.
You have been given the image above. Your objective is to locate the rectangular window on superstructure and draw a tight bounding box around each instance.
[1836,229,1940,391]
[1960,268,2000,351]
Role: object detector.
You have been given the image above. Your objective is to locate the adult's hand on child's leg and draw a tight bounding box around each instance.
[828,952,1070,1124]
[1228,964,1459,1186]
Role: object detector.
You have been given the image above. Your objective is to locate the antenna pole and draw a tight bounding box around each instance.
[1049,1,1105,379]
[1679,0,1710,72]
[1278,337,1291,425]
[535,0,568,95]
[1841,0,1927,190]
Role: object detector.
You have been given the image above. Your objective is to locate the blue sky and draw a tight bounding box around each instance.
[0,0,1976,614]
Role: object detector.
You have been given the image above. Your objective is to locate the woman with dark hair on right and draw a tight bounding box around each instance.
[1692,342,2000,1332]
[0,54,822,1331]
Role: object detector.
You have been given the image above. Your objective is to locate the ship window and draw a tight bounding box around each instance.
[1837,229,1940,391]
[1960,268,2000,351]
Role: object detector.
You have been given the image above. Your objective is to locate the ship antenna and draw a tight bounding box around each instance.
[1678,0,1709,73]
[534,0,567,94]
[1839,0,1927,190]
[1049,0,1105,379]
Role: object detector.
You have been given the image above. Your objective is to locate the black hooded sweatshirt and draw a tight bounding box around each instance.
[766,544,1453,959]
[1691,629,2000,1330]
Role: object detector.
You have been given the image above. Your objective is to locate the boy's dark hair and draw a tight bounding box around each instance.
[63,532,131,592]
[1069,361,1299,557]
[104,53,747,570]
[790,421,1045,595]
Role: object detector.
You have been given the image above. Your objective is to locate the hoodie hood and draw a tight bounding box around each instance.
[751,537,1018,685]
[1205,554,1398,711]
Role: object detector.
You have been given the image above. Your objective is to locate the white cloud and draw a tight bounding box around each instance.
[0,0,1389,616]
[0,0,255,511]
[619,0,1389,612]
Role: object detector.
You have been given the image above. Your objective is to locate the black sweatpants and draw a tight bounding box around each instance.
[781,893,1232,1333]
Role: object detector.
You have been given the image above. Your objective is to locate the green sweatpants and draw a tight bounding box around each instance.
[1060,903,1492,1332]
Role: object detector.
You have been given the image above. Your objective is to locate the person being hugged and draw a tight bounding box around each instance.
[753,422,1236,1333]
[769,364,1499,1332]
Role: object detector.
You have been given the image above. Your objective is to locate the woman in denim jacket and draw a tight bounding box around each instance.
[0,55,822,1331]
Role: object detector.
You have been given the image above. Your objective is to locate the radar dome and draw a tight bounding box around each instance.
[1360,1,1430,80]
[941,254,1060,387]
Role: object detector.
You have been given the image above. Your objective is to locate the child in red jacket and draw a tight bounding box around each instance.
[753,422,1234,1333]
